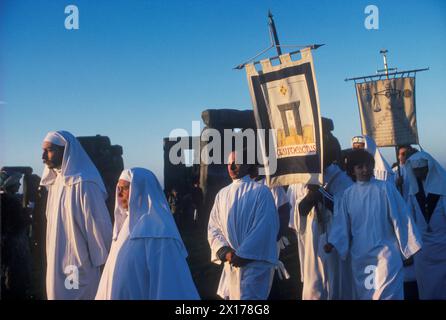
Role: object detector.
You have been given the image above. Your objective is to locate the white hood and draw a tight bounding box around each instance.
[40,130,107,197]
[112,167,187,257]
[405,151,446,196]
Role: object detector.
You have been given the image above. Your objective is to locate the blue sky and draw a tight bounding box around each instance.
[1,0,445,184]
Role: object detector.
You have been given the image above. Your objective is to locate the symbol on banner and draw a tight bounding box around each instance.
[280,85,288,96]
[277,101,302,136]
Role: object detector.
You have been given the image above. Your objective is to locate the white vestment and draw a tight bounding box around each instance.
[208,175,279,300]
[329,178,422,300]
[393,164,411,201]
[405,151,446,299]
[95,168,199,300]
[257,178,288,209]
[289,164,354,300]
[393,164,417,283]
[323,164,355,300]
[41,131,112,300]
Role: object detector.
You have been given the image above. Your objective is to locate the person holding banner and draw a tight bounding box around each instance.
[325,149,421,300]
[291,137,354,300]
[208,150,279,300]
[405,151,446,300]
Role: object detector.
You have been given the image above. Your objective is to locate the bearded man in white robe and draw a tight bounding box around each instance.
[326,149,422,300]
[95,168,199,300]
[405,151,446,299]
[208,150,279,300]
[41,130,112,300]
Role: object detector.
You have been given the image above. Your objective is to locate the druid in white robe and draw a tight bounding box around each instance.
[208,175,279,300]
[289,164,354,300]
[323,164,355,299]
[405,151,446,299]
[328,178,422,299]
[95,168,199,300]
[41,131,112,300]
[392,163,418,286]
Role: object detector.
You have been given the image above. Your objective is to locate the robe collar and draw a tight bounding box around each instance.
[232,175,251,184]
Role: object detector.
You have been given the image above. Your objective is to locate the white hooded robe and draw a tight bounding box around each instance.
[405,151,446,299]
[41,130,112,300]
[95,168,199,300]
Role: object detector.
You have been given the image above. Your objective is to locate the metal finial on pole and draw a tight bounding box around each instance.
[268,10,282,56]
[234,12,324,70]
[380,49,389,79]
[378,49,398,79]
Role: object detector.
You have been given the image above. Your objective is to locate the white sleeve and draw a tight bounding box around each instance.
[207,193,230,264]
[327,193,351,260]
[385,182,422,259]
[78,182,113,267]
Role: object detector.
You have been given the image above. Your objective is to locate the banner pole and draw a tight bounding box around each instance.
[379,49,402,192]
[268,10,282,56]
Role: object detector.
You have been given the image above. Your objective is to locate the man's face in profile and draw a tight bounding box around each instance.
[42,142,64,169]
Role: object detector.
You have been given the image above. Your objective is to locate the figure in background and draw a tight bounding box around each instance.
[326,149,421,300]
[405,151,446,299]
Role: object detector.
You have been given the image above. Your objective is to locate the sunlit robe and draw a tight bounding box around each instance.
[208,175,279,300]
[329,178,422,300]
[95,168,199,300]
[406,151,446,299]
[41,130,112,300]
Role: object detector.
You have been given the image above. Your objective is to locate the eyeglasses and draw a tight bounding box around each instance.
[117,185,130,193]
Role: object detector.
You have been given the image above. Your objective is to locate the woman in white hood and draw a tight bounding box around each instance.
[96,168,199,300]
